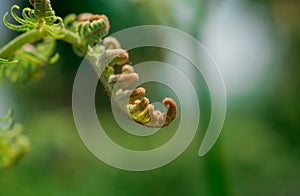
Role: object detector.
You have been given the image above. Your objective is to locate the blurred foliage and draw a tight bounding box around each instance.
[0,38,59,83]
[259,0,300,149]
[0,110,30,169]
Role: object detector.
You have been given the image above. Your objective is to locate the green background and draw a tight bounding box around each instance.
[1,0,300,195]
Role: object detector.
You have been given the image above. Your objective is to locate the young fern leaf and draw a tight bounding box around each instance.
[29,0,57,23]
[64,13,110,56]
[3,1,63,37]
[0,110,30,169]
[3,5,35,32]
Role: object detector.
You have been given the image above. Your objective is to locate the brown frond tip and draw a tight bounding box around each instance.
[103,37,121,49]
[122,64,135,73]
[105,49,129,66]
[78,13,110,30]
[162,98,177,126]
[146,98,177,127]
[78,13,107,22]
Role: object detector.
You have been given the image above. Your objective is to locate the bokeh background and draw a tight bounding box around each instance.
[1,0,300,195]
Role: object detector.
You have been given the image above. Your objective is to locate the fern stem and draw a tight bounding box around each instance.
[0,29,86,60]
[0,30,46,59]
[60,28,86,54]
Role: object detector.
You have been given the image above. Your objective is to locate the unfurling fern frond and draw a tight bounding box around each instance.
[78,18,108,46]
[88,38,177,128]
[0,0,179,170]
[64,13,110,56]
[0,110,30,169]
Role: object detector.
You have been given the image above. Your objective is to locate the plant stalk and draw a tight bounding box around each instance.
[0,29,84,60]
[0,30,45,59]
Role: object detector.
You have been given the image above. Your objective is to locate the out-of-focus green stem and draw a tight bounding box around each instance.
[0,30,46,59]
[60,28,86,54]
[0,28,85,60]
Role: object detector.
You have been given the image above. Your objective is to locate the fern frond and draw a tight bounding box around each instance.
[3,2,63,37]
[64,13,110,56]
[89,38,177,127]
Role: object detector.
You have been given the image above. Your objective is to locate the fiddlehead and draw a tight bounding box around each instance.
[88,37,177,127]
[65,13,177,127]
[0,110,30,169]
[64,13,110,56]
